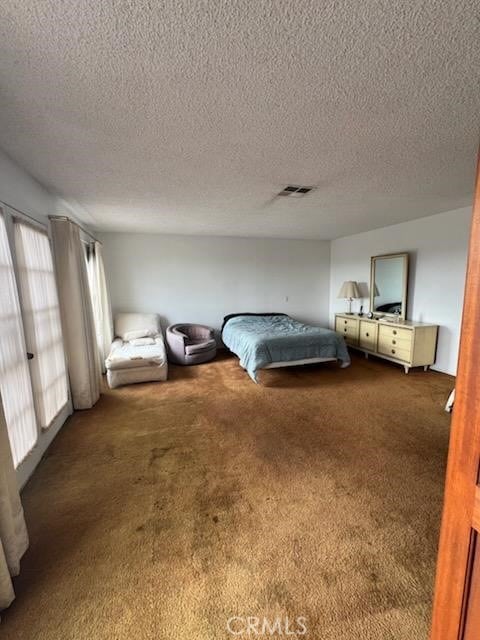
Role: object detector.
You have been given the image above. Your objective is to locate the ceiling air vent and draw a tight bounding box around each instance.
[278,185,313,197]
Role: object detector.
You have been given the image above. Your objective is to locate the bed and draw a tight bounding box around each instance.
[222,313,350,382]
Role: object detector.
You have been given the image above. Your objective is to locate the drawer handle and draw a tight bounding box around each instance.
[344,320,347,324]
[366,332,369,337]
[344,328,348,332]
[393,330,397,335]
[392,339,396,345]
[391,349,396,354]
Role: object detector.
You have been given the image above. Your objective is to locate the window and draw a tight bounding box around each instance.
[15,222,69,428]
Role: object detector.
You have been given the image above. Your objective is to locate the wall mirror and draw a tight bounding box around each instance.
[370,253,409,319]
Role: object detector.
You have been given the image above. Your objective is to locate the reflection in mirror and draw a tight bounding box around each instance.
[370,254,408,319]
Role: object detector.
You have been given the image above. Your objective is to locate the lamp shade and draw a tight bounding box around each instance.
[337,280,360,299]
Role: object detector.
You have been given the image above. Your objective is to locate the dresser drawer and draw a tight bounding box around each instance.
[378,325,412,361]
[335,317,358,345]
[379,344,411,362]
[338,325,358,344]
[335,317,358,332]
[378,324,412,343]
[359,320,377,350]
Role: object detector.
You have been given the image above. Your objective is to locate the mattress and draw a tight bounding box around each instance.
[222,313,350,382]
[106,337,167,371]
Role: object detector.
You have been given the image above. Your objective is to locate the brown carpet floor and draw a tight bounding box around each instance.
[2,352,452,639]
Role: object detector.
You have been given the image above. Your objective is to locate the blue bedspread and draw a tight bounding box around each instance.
[222,314,351,382]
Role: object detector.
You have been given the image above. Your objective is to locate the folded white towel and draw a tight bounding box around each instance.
[130,337,156,346]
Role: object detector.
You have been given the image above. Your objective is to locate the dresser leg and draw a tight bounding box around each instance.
[404,365,410,374]
[424,365,429,372]
[364,352,369,359]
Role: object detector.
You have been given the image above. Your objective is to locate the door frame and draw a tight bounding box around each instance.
[430,155,480,638]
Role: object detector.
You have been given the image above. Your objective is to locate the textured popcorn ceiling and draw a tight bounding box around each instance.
[0,1,478,239]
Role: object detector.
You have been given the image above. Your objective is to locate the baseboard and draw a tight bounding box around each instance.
[16,402,73,491]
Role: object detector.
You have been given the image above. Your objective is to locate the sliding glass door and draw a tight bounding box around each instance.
[0,207,70,471]
[14,222,69,429]
[0,211,37,467]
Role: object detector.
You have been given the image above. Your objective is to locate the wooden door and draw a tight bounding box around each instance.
[430,156,480,639]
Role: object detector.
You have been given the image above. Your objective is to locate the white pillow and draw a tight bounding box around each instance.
[130,337,155,346]
[115,313,160,340]
[123,328,155,341]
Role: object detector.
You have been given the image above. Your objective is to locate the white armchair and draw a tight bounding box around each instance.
[105,313,168,388]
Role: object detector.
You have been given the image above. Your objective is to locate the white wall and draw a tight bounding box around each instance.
[0,149,56,225]
[103,209,470,376]
[330,207,472,375]
[100,233,331,333]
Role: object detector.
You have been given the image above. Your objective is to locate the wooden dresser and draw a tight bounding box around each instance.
[334,313,438,373]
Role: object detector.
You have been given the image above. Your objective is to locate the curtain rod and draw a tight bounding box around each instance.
[48,215,102,245]
[0,201,102,245]
[1,200,49,230]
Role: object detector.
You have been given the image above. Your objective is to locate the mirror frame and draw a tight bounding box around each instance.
[370,253,409,320]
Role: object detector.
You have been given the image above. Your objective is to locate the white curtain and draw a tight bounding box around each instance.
[0,393,29,611]
[0,211,37,467]
[86,242,113,373]
[14,222,69,429]
[50,218,100,410]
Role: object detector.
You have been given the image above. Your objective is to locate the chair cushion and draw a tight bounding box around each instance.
[184,339,216,355]
[115,313,160,340]
[106,337,167,370]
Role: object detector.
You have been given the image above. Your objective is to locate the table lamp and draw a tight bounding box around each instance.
[337,281,360,315]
